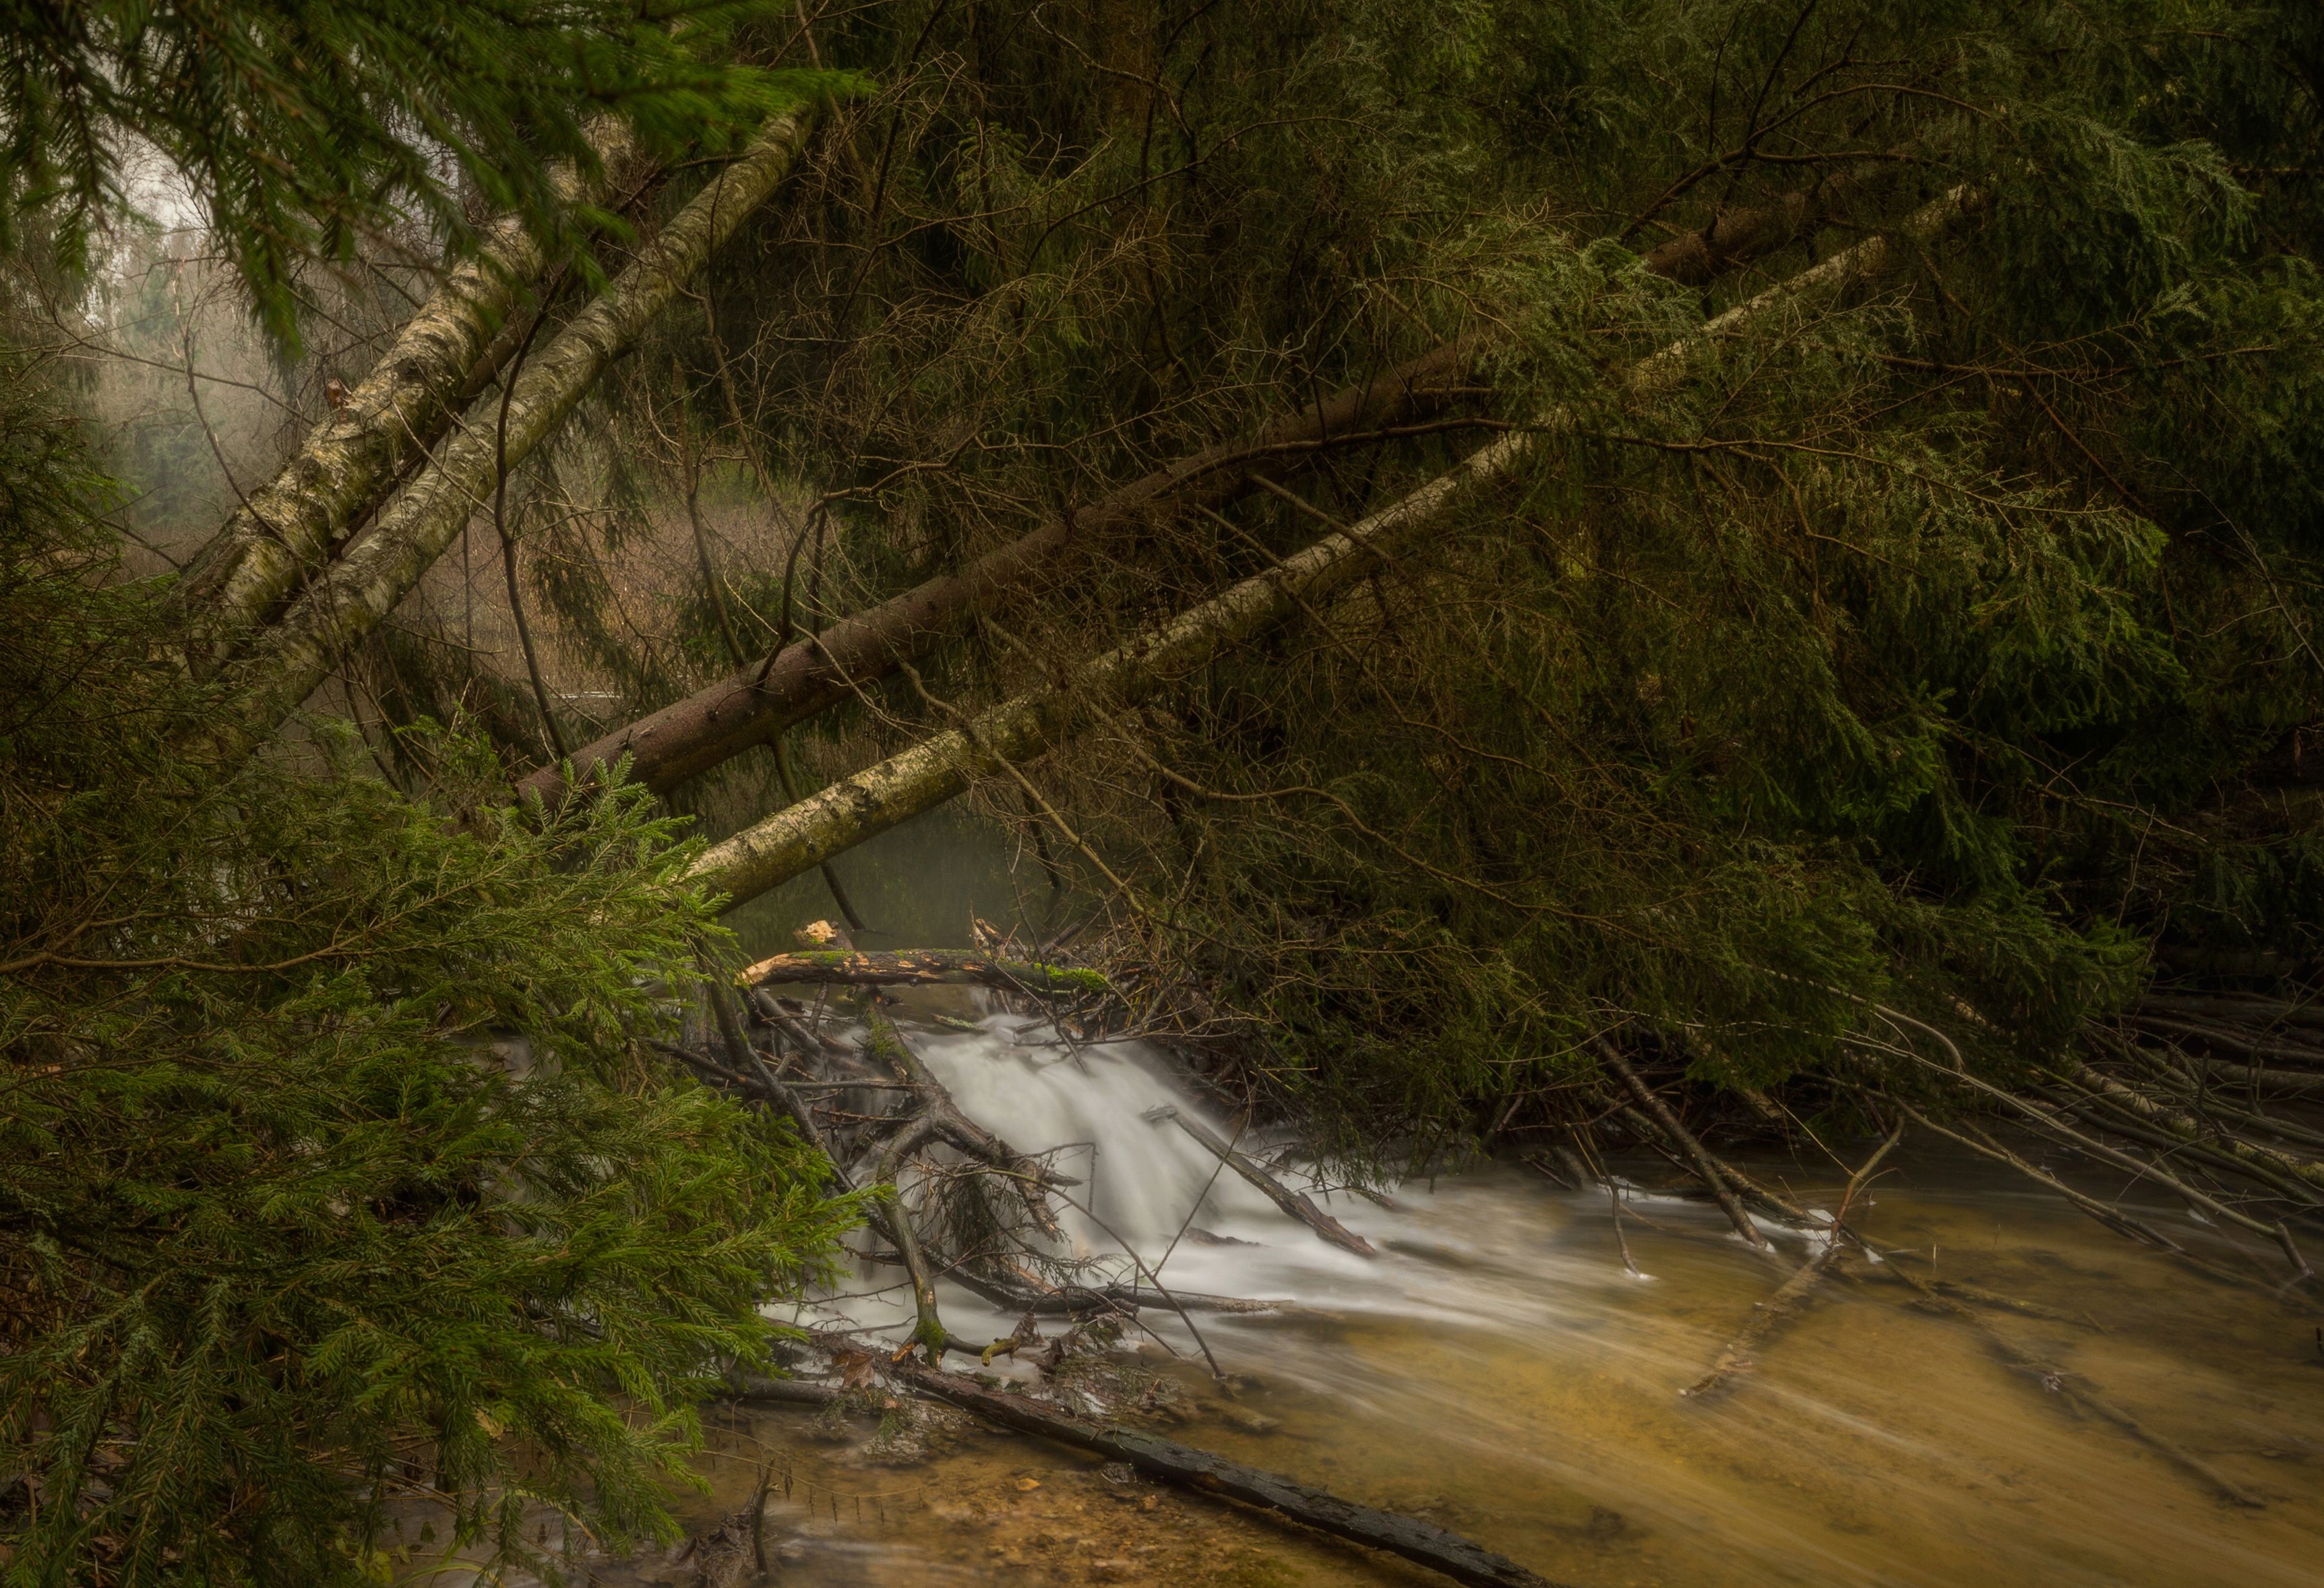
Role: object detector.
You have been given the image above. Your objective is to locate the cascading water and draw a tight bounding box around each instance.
[791,1012,1439,1348]
[608,994,2324,1588]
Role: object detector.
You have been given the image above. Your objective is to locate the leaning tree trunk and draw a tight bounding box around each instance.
[201,103,821,765]
[519,174,1891,808]
[172,129,634,667]
[687,189,1978,910]
[516,341,1473,805]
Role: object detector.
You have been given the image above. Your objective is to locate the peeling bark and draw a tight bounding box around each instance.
[174,133,632,664]
[204,104,820,763]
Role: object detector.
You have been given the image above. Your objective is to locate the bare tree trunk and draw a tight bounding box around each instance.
[173,133,632,665]
[517,341,1473,805]
[524,185,1969,808]
[200,104,821,766]
[687,190,1977,911]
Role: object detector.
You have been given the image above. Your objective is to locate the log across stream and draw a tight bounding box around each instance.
[485,981,2324,1588]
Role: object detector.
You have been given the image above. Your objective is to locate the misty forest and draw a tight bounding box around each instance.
[6,2,2324,1585]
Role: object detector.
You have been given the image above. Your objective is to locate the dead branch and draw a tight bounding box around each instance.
[743,948,1110,996]
[1684,1126,1901,1398]
[1597,1040,1771,1251]
[1144,1106,1376,1258]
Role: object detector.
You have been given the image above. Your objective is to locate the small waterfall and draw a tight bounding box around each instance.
[739,1005,2324,1588]
[788,1007,1650,1371]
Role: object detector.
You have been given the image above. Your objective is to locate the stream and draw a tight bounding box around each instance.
[592,984,2324,1588]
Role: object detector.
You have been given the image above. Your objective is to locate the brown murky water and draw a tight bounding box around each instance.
[396,992,2324,1588]
[610,1149,2324,1588]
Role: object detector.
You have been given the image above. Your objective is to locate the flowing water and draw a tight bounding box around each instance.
[572,986,2324,1588]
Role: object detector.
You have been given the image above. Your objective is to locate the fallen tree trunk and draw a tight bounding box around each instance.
[518,171,1906,809]
[1144,1106,1376,1258]
[1638,151,1909,284]
[173,131,634,664]
[741,948,1109,996]
[204,102,822,764]
[894,1366,1569,1588]
[687,189,1978,911]
[517,341,1474,805]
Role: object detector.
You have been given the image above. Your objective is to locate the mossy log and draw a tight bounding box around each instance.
[741,948,1110,996]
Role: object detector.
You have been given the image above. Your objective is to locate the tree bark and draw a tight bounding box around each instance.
[530,187,1971,809]
[685,424,1514,907]
[202,103,820,764]
[516,341,1473,805]
[895,1368,1569,1588]
[741,947,1109,994]
[685,189,1977,912]
[173,133,631,664]
[1643,189,1822,284]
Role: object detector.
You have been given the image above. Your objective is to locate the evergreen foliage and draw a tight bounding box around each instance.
[0,360,856,1584]
[0,10,861,1582]
[460,0,2322,1155]
[0,0,838,340]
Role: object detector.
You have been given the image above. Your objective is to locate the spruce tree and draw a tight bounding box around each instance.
[0,7,858,1585]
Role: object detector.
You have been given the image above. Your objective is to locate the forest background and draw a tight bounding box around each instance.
[3,0,2323,1583]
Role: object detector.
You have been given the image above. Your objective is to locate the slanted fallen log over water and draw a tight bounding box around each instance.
[520,344,1475,805]
[523,169,1941,809]
[688,189,1980,912]
[1144,1106,1377,1258]
[741,948,1109,996]
[894,1367,1570,1588]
